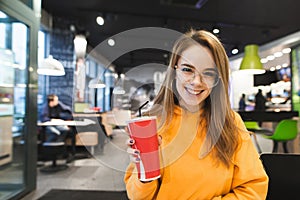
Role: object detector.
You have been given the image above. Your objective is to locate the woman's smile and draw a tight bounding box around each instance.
[185,87,204,96]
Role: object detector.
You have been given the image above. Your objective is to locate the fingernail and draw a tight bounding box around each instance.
[134,150,139,154]
[136,157,140,161]
[129,139,134,144]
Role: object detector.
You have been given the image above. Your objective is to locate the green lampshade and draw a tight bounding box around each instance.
[239,44,265,74]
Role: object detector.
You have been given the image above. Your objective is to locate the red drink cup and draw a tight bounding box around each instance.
[127,116,161,181]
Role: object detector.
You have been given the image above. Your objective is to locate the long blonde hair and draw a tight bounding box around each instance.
[148,29,239,167]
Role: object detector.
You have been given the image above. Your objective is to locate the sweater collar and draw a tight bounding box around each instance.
[174,105,203,117]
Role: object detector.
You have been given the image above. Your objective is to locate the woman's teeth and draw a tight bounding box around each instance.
[186,88,202,95]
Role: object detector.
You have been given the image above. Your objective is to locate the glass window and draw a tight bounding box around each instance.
[0,11,29,199]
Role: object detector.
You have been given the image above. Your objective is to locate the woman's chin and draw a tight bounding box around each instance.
[180,101,202,112]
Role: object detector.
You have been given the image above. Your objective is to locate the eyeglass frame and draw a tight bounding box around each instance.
[174,64,221,88]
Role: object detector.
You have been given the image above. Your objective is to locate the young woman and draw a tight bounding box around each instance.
[124,30,268,199]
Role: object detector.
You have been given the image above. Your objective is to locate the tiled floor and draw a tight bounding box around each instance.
[21,129,130,200]
[21,128,298,200]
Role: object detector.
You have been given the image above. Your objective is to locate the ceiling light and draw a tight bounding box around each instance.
[114,73,118,79]
[267,55,275,61]
[231,47,239,55]
[70,24,76,32]
[275,65,282,70]
[37,55,65,76]
[282,48,291,54]
[108,38,115,46]
[113,86,125,94]
[96,16,104,26]
[282,63,288,68]
[274,52,283,57]
[270,67,276,71]
[120,73,125,79]
[260,58,268,63]
[212,28,220,34]
[239,44,265,74]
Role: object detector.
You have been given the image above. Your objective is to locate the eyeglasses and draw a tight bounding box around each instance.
[175,64,220,88]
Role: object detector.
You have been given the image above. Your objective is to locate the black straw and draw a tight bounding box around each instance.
[138,101,149,117]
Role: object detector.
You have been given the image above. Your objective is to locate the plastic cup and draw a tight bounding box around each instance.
[127,116,160,181]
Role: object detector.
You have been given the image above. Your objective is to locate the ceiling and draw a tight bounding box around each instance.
[42,0,300,73]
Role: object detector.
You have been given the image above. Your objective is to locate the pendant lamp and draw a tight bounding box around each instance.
[112,86,126,94]
[74,34,87,59]
[37,55,65,76]
[88,78,106,88]
[239,44,265,74]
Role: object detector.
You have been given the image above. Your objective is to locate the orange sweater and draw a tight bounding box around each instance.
[124,107,268,199]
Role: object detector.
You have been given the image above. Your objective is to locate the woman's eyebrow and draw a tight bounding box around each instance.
[204,68,218,72]
[179,63,195,68]
[180,63,217,71]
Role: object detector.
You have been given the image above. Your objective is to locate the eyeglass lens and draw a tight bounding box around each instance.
[176,65,219,88]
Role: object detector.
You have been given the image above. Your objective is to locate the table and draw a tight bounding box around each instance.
[237,111,298,122]
[38,119,96,156]
[37,118,96,126]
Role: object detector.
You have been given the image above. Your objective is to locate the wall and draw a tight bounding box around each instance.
[48,19,75,107]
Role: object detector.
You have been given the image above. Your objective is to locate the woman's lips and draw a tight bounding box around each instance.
[185,87,204,95]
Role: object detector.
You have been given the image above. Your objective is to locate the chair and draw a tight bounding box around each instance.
[38,127,70,172]
[39,142,69,173]
[260,153,300,200]
[263,119,298,153]
[244,121,272,154]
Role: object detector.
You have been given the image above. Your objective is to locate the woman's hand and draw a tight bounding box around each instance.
[125,126,162,163]
[126,138,141,163]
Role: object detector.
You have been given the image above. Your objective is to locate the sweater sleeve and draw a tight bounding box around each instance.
[216,113,269,199]
[124,163,160,200]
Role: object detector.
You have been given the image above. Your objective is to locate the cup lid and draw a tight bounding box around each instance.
[126,116,157,124]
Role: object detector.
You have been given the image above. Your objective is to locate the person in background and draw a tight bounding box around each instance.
[40,94,73,142]
[255,89,266,111]
[238,93,247,111]
[255,89,266,126]
[124,30,268,199]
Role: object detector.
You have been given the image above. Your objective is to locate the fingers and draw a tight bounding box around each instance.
[130,156,140,163]
[126,138,140,162]
[126,147,139,155]
[158,135,162,145]
[124,126,129,135]
[126,138,135,146]
[125,136,162,163]
[127,147,140,163]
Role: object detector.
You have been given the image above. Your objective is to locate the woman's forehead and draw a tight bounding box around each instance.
[178,45,215,68]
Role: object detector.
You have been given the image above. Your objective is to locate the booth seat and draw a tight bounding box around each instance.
[65,112,113,149]
[75,131,98,155]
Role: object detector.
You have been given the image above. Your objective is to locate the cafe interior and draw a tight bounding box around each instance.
[1,0,300,199]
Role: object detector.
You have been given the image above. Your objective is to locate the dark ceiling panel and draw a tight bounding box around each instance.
[42,0,300,72]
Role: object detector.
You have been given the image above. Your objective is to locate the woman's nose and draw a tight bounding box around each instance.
[190,72,203,85]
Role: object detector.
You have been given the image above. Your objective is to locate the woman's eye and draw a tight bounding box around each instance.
[181,67,193,73]
[203,70,218,77]
[203,71,214,77]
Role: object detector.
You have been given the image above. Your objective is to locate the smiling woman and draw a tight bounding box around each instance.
[124,29,269,200]
[174,44,217,111]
